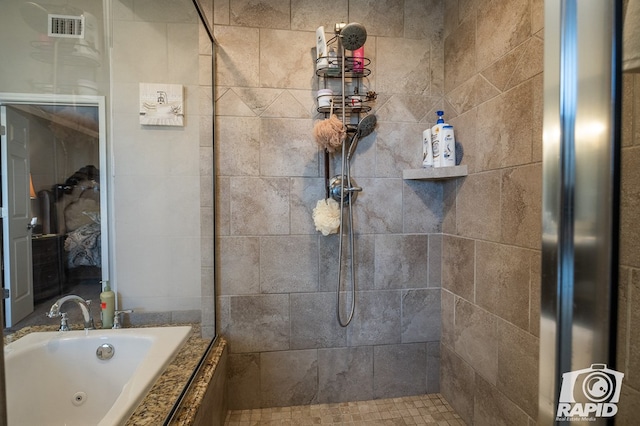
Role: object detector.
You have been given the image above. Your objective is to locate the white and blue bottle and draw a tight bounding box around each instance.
[422,128,433,167]
[441,125,456,167]
[430,111,446,168]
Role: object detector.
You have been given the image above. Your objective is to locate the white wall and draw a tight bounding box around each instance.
[0,0,213,320]
[109,0,207,313]
[0,0,108,95]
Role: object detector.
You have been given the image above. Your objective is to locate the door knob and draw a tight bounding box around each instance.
[26,217,37,231]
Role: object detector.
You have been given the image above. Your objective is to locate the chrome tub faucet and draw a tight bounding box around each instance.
[47,295,95,331]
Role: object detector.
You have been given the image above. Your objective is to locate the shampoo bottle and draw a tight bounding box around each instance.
[100,281,115,329]
[316,26,328,70]
[328,46,338,75]
[422,128,433,167]
[353,46,364,72]
[430,111,446,167]
[441,125,456,167]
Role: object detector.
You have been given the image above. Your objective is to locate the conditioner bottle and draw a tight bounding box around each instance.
[100,281,115,329]
[441,125,456,167]
[430,111,446,167]
[422,128,433,167]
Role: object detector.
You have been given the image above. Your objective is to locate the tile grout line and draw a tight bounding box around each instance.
[224,392,464,425]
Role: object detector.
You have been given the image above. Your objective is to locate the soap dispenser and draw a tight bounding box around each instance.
[100,281,115,329]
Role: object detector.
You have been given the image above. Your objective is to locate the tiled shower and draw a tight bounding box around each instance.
[214,0,446,410]
[439,0,542,423]
[212,0,637,424]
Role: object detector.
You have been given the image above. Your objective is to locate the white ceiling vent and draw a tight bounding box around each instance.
[48,14,84,38]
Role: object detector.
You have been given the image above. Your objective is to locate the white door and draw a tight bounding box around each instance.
[1,105,34,327]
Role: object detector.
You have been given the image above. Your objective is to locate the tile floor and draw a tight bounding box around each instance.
[224,393,464,425]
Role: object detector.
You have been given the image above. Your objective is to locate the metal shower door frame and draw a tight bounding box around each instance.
[540,0,622,424]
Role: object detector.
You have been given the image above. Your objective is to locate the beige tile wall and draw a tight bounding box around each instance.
[212,0,640,422]
[617,72,640,423]
[441,2,640,423]
[440,0,543,424]
[200,0,216,339]
[214,0,445,409]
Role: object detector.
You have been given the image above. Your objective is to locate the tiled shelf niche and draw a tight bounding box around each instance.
[402,165,468,180]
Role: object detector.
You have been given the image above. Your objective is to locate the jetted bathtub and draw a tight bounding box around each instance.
[4,326,191,426]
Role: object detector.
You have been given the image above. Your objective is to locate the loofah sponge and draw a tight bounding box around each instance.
[312,198,341,236]
[313,114,346,153]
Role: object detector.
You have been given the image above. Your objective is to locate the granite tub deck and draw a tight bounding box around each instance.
[4,324,227,425]
[170,337,228,425]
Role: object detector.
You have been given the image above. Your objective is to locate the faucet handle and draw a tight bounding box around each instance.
[46,309,60,319]
[112,310,133,329]
[59,312,70,332]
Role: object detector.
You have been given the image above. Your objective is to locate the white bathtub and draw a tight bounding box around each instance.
[4,326,191,426]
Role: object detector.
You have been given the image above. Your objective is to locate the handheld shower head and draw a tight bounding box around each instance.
[356,114,377,138]
[347,114,377,161]
[340,22,367,51]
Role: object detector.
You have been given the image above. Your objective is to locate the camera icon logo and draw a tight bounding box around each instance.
[556,364,624,420]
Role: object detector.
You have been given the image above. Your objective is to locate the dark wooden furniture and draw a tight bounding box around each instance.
[32,234,64,303]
